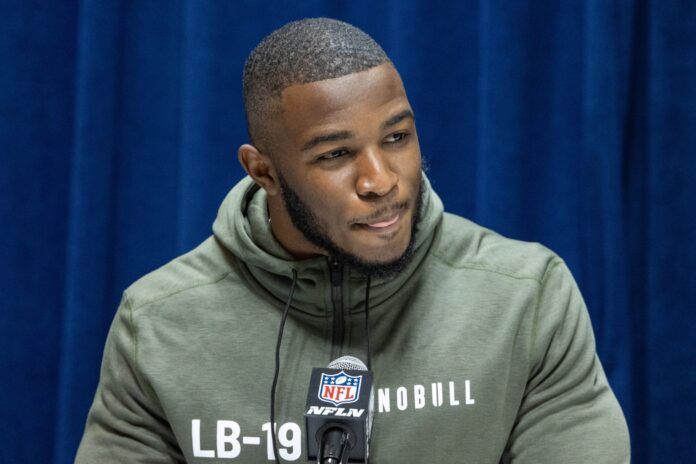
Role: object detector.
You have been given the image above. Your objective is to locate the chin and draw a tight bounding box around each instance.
[358,245,407,264]
[343,232,407,259]
[349,236,411,261]
[322,224,417,278]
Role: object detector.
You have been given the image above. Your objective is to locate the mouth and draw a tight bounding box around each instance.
[350,200,410,233]
[362,213,400,229]
[353,209,406,234]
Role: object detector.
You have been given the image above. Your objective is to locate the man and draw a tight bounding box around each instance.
[76,18,630,463]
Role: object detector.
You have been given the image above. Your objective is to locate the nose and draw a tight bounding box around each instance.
[355,146,398,198]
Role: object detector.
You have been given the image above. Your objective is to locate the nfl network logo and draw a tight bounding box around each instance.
[318,371,362,406]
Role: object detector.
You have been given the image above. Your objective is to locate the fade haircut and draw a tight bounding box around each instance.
[242,18,391,150]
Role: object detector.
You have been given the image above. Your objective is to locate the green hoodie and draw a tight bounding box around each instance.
[76,175,630,463]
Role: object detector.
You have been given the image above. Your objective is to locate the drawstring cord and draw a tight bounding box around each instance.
[270,268,298,464]
[364,274,373,464]
[364,274,372,371]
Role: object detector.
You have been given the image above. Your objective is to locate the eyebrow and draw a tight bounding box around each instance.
[302,130,354,152]
[382,109,414,130]
[300,109,415,152]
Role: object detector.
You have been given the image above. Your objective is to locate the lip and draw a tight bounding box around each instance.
[360,213,400,230]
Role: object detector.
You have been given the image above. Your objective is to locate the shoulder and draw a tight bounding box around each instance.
[123,236,241,312]
[431,212,561,284]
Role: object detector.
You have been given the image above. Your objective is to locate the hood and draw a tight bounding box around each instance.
[212,174,444,316]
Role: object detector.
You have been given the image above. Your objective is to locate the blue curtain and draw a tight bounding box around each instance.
[1,1,694,463]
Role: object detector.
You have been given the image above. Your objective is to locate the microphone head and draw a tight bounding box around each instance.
[327,355,368,371]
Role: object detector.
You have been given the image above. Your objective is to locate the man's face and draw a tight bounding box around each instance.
[268,64,423,275]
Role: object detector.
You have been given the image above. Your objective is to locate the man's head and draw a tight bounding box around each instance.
[242,18,391,150]
[238,18,423,278]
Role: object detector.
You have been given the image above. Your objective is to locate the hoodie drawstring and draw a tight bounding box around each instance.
[364,274,372,371]
[270,268,298,464]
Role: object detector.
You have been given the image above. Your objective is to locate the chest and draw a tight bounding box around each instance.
[137,297,532,463]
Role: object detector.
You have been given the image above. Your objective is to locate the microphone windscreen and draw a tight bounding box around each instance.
[327,355,368,371]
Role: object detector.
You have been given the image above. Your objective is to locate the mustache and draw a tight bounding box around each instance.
[349,200,410,225]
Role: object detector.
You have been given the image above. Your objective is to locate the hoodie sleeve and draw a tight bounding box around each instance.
[75,294,185,463]
[502,259,630,463]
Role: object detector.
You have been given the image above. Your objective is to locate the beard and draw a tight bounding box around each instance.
[276,172,424,279]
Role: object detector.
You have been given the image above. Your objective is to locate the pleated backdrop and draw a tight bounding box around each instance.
[1,1,694,463]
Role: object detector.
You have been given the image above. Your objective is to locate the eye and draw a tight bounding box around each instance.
[318,149,350,161]
[384,132,409,144]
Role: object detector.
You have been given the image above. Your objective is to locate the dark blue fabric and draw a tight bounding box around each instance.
[1,1,694,463]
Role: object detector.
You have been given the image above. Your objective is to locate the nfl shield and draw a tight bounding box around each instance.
[318,371,362,406]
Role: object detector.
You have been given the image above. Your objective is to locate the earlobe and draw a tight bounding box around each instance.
[237,144,280,195]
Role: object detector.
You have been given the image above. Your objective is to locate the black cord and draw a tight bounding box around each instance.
[364,274,372,371]
[364,274,373,464]
[270,269,298,464]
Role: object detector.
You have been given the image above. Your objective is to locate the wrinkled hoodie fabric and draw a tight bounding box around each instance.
[76,175,630,463]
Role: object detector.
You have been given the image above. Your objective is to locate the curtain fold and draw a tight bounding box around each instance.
[1,1,694,463]
[52,2,125,462]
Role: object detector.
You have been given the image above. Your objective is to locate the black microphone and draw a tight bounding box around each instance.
[305,356,374,463]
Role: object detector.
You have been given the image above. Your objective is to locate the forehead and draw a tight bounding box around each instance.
[276,64,410,144]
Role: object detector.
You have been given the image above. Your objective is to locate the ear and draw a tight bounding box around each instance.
[238,144,280,196]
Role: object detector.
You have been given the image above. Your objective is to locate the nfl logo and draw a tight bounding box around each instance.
[318,371,362,406]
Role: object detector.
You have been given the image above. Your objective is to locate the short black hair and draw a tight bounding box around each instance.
[242,18,390,150]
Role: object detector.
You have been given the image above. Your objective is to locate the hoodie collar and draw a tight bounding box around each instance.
[212,174,444,316]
